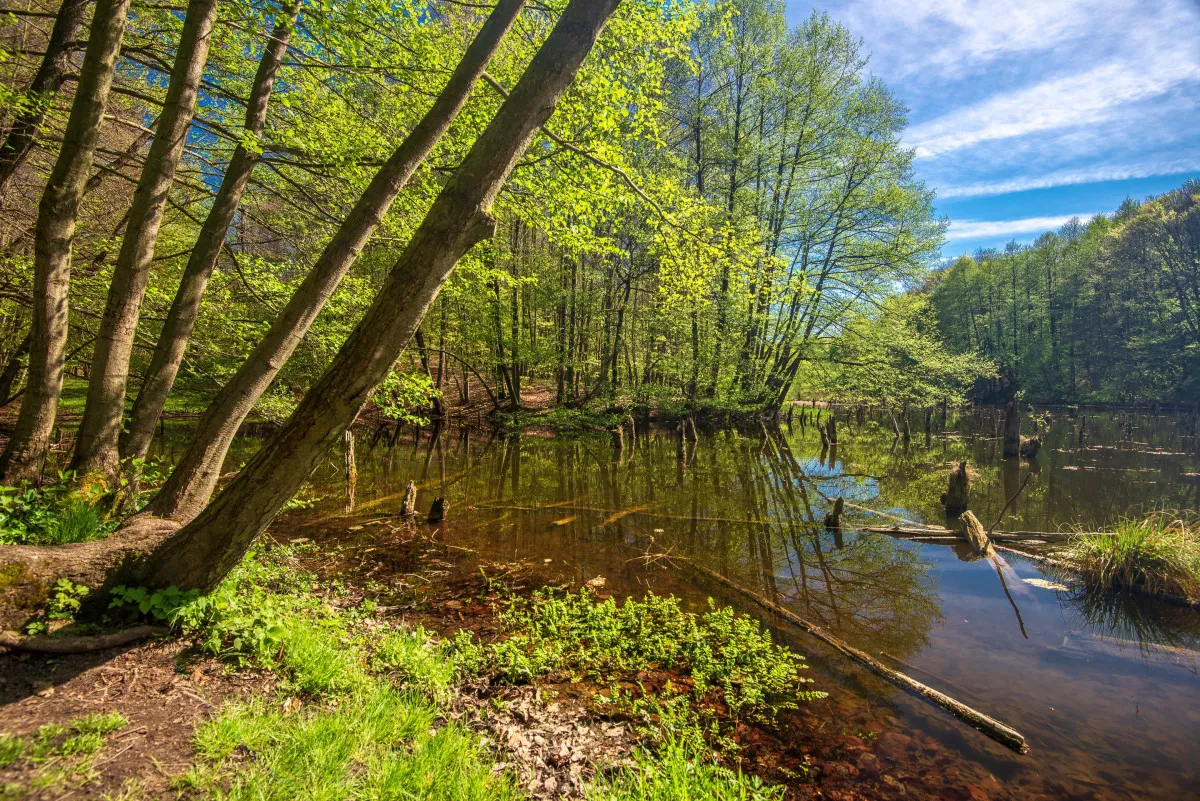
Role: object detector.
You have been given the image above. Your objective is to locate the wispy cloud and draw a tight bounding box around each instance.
[937,159,1200,199]
[946,214,1097,241]
[907,55,1200,159]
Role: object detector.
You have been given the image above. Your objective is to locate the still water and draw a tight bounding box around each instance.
[174,408,1200,800]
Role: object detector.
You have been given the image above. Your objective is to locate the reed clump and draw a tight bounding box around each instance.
[1057,512,1200,601]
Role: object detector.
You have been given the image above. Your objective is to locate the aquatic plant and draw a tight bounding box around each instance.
[1057,512,1200,601]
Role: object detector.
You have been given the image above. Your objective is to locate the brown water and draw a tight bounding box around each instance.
[169,408,1200,800]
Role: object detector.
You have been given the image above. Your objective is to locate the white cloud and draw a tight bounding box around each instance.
[937,159,1200,199]
[945,214,1098,241]
[907,53,1200,159]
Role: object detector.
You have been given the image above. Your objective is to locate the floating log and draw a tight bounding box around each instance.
[400,481,418,517]
[682,560,1029,754]
[824,496,844,529]
[1002,398,1020,457]
[941,460,970,514]
[427,497,447,523]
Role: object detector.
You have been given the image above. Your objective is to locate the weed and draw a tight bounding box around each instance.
[0,478,116,546]
[0,713,127,795]
[589,736,783,801]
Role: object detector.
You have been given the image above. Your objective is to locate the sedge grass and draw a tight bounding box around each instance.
[1056,512,1200,601]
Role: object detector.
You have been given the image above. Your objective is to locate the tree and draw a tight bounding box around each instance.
[0,0,132,484]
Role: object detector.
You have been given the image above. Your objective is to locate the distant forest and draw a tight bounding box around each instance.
[926,179,1200,405]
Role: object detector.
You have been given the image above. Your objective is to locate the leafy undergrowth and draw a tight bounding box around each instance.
[0,712,127,796]
[0,478,117,546]
[97,543,805,799]
[1056,511,1200,601]
[491,589,824,723]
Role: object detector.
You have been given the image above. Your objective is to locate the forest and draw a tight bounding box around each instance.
[928,181,1200,405]
[0,0,1199,799]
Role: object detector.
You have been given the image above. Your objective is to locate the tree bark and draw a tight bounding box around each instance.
[138,0,622,591]
[0,0,91,200]
[71,0,219,482]
[0,0,131,484]
[141,0,527,522]
[121,1,300,464]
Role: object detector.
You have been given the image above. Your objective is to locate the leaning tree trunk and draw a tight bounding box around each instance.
[0,0,91,200]
[121,2,300,464]
[137,0,623,591]
[143,0,527,523]
[71,0,219,483]
[0,0,131,484]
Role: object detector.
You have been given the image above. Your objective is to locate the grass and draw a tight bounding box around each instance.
[1057,512,1200,601]
[0,712,128,795]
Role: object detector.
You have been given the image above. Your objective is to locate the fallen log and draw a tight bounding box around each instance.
[681,559,1030,754]
[0,625,168,653]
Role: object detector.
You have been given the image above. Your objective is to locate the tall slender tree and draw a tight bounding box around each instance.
[71,0,220,482]
[121,1,300,464]
[0,0,132,483]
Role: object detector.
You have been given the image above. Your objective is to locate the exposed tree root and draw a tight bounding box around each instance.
[0,517,180,630]
[0,624,169,653]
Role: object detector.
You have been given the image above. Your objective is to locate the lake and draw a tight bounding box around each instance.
[165,407,1200,800]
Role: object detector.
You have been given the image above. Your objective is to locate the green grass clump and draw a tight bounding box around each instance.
[0,712,128,794]
[492,589,824,722]
[590,738,783,801]
[1057,512,1200,600]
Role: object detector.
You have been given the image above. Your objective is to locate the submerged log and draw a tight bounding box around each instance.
[941,460,970,514]
[824,496,844,529]
[683,560,1029,754]
[1002,398,1020,457]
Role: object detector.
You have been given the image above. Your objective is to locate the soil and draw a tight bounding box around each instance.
[0,639,269,799]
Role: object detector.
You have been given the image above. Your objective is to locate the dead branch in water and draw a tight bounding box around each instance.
[680,559,1030,754]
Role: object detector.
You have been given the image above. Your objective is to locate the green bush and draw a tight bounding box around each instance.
[0,479,115,546]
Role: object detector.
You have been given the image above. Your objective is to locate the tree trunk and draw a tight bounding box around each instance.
[137,0,622,591]
[1002,397,1020,458]
[0,0,90,200]
[71,0,219,482]
[121,1,300,464]
[0,0,131,484]
[141,0,526,522]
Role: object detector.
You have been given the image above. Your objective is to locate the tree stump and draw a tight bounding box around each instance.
[1002,398,1020,457]
[941,460,970,514]
[427,497,447,523]
[824,496,844,529]
[960,510,993,558]
[400,481,417,517]
[825,415,838,445]
[1019,436,1041,458]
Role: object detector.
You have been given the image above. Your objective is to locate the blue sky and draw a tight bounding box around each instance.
[784,0,1200,258]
